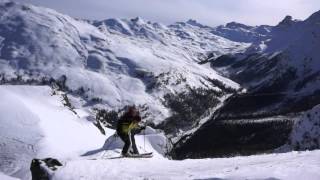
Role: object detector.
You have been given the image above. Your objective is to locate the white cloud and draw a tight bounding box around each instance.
[15,0,320,26]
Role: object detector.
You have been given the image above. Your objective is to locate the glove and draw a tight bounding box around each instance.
[134,125,146,134]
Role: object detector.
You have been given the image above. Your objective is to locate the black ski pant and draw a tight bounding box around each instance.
[118,131,139,155]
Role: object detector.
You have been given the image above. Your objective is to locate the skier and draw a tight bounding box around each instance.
[116,106,145,157]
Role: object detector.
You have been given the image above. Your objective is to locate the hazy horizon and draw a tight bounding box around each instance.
[13,0,320,26]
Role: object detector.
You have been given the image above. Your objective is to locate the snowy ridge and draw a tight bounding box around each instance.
[212,22,272,43]
[0,1,245,124]
[211,10,320,97]
[252,11,320,80]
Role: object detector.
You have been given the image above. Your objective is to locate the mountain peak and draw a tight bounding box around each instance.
[130,17,146,25]
[225,22,252,30]
[278,15,293,24]
[277,15,300,27]
[186,19,207,28]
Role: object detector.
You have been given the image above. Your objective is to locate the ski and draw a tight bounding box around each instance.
[88,152,153,160]
[139,152,153,156]
[123,154,153,158]
[107,153,153,159]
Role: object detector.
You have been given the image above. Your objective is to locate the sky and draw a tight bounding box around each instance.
[15,0,320,26]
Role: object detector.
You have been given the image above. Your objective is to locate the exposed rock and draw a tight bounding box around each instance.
[30,158,62,180]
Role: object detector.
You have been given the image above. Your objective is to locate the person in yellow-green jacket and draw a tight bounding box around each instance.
[116,106,145,156]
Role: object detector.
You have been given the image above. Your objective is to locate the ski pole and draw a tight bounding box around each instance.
[143,128,146,151]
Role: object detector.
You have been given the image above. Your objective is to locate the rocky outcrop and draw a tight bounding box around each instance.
[30,158,62,180]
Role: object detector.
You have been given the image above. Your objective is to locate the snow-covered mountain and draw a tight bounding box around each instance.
[0,1,246,127]
[175,11,320,158]
[212,21,272,43]
[1,0,320,179]
[208,10,320,118]
[0,2,248,178]
[231,12,318,86]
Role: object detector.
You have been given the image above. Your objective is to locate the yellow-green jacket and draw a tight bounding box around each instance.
[116,113,141,134]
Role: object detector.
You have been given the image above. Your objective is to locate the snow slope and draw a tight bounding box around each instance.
[1,85,319,180]
[0,85,168,180]
[0,84,312,180]
[285,104,320,151]
[0,172,19,180]
[53,150,320,180]
[0,85,106,179]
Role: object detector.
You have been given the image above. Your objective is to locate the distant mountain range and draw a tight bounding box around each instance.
[0,0,320,161]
